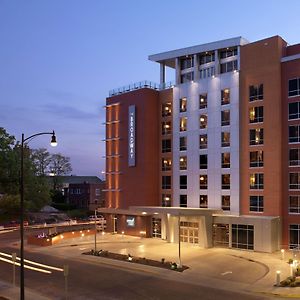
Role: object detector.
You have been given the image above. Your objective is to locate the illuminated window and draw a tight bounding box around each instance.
[180,117,187,132]
[199,175,208,189]
[250,173,264,189]
[162,102,172,117]
[221,153,230,168]
[199,195,208,208]
[221,132,230,147]
[180,98,187,113]
[200,134,207,149]
[162,194,171,207]
[222,174,230,189]
[199,94,207,109]
[200,114,207,129]
[179,156,187,170]
[162,121,172,135]
[249,106,263,123]
[221,89,230,105]
[249,128,264,145]
[222,195,230,210]
[162,158,172,171]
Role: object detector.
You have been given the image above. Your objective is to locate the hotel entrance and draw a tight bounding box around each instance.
[212,223,229,247]
[152,218,161,238]
[180,221,199,244]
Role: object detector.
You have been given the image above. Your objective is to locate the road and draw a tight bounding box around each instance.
[0,230,276,300]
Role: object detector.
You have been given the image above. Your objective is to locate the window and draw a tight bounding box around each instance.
[250,196,264,212]
[162,158,172,171]
[222,153,230,168]
[199,67,215,79]
[289,102,300,120]
[289,125,300,143]
[221,89,230,105]
[249,128,264,145]
[162,102,172,117]
[199,52,215,64]
[250,173,264,189]
[199,94,207,109]
[200,154,208,169]
[162,121,172,135]
[250,151,264,167]
[181,72,194,83]
[232,224,254,250]
[222,174,230,189]
[199,195,208,208]
[290,173,300,189]
[180,117,187,132]
[162,139,171,153]
[288,78,300,97]
[180,175,187,189]
[289,224,300,249]
[221,110,230,126]
[200,114,208,129]
[180,136,187,151]
[222,195,230,210]
[221,132,230,147]
[162,176,171,189]
[95,189,100,196]
[180,97,187,113]
[179,156,187,170]
[180,56,194,70]
[289,196,300,214]
[180,195,187,207]
[290,149,300,166]
[220,47,237,58]
[200,134,207,149]
[162,194,171,207]
[220,60,237,73]
[249,84,263,101]
[249,106,263,123]
[199,175,208,189]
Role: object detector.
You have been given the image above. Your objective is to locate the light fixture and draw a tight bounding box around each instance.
[50,131,57,147]
[142,212,147,215]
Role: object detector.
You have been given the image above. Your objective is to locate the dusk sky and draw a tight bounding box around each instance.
[1,0,300,177]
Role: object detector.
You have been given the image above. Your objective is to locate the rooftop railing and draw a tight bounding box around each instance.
[109,80,174,97]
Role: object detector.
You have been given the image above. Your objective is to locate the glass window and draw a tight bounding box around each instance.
[180,56,194,70]
[289,173,300,189]
[232,224,254,250]
[162,176,171,189]
[221,132,230,147]
[180,195,187,207]
[222,153,230,168]
[290,149,300,166]
[250,173,264,189]
[181,72,194,83]
[200,114,208,129]
[162,102,172,117]
[162,158,172,171]
[220,47,237,59]
[249,106,263,123]
[250,151,264,167]
[199,195,208,208]
[221,89,230,105]
[199,67,215,79]
[221,110,230,126]
[199,94,207,109]
[249,128,264,145]
[289,102,300,119]
[222,174,230,189]
[180,136,187,151]
[179,156,187,170]
[199,52,215,64]
[180,97,187,113]
[162,121,172,135]
[180,175,187,189]
[162,194,171,207]
[200,134,207,149]
[288,78,300,97]
[200,154,207,169]
[222,195,230,210]
[220,60,237,73]
[289,196,300,214]
[289,125,300,143]
[289,224,300,249]
[162,139,171,153]
[180,117,187,132]
[249,84,263,101]
[199,175,208,189]
[250,195,264,212]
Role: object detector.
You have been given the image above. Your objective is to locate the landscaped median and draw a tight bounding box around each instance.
[27,229,95,246]
[82,249,189,272]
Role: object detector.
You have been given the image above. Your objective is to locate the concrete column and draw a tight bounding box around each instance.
[237,46,240,70]
[193,54,199,81]
[214,49,219,75]
[160,63,166,86]
[175,58,180,85]
[199,215,213,248]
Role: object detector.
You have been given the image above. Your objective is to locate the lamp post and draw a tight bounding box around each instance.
[20,130,57,300]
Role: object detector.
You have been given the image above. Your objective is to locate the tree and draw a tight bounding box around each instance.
[49,153,72,176]
[31,148,51,176]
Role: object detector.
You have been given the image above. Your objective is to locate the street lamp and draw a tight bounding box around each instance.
[20,130,57,300]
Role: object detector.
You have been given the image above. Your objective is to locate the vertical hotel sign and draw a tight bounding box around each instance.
[128,105,136,166]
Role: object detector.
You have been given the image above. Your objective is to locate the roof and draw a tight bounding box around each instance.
[48,176,103,185]
[148,36,249,68]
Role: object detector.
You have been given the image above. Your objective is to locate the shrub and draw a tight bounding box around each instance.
[289,258,294,265]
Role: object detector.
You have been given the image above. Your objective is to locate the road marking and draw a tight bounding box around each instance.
[221,271,232,276]
[79,247,87,250]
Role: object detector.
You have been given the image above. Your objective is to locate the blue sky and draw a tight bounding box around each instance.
[1,0,300,176]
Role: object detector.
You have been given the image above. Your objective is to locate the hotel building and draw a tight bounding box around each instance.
[100,35,300,252]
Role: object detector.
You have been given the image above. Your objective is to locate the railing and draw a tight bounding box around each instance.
[109,80,175,97]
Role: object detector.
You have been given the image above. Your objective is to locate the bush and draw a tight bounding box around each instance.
[289,258,294,264]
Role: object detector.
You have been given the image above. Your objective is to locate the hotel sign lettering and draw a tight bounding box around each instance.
[128,105,136,166]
